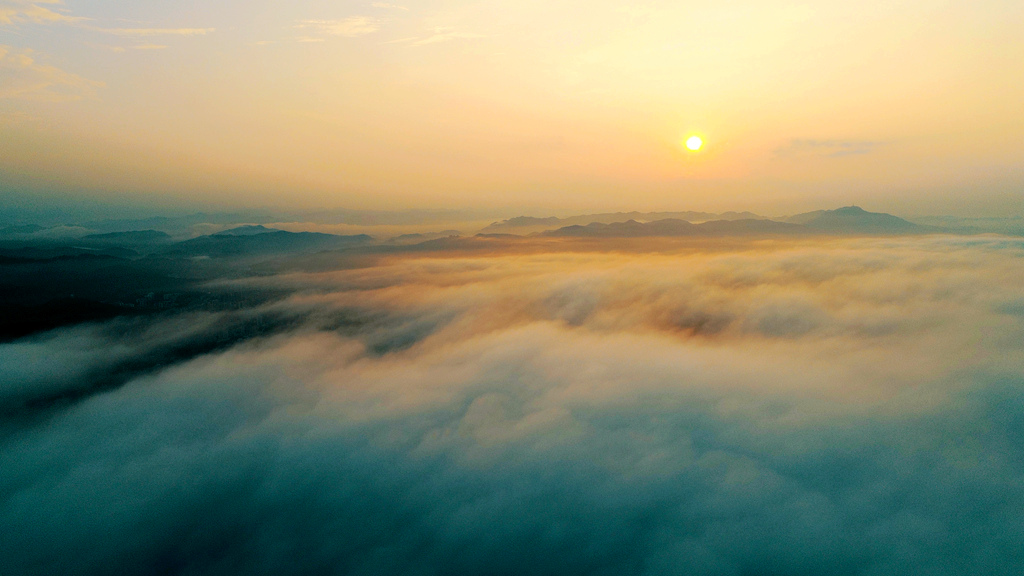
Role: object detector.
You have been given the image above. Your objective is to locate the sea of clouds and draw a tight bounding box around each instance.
[2,235,1024,575]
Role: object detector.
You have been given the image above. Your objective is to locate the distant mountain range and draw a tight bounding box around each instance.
[0,224,46,236]
[480,211,765,235]
[163,226,373,257]
[784,206,931,234]
[386,230,462,245]
[0,206,961,343]
[0,207,970,256]
[540,207,930,238]
[542,218,807,238]
[213,225,280,237]
[80,230,173,245]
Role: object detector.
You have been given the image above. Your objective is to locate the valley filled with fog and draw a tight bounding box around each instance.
[3,220,1024,574]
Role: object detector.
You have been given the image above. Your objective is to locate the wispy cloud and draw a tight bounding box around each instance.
[371,2,408,10]
[295,17,379,38]
[775,138,882,158]
[99,27,215,37]
[0,109,39,124]
[388,26,484,47]
[86,42,168,53]
[0,0,81,25]
[0,45,102,101]
[0,2,212,48]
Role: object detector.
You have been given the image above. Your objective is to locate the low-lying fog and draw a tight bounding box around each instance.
[3,235,1024,575]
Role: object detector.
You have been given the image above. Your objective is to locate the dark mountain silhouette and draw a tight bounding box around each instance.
[695,219,809,235]
[493,216,562,228]
[79,211,276,234]
[482,211,765,234]
[784,206,928,234]
[0,245,137,261]
[215,225,281,236]
[165,230,373,257]
[543,218,806,238]
[386,230,462,245]
[0,224,46,236]
[80,230,172,245]
[545,219,695,237]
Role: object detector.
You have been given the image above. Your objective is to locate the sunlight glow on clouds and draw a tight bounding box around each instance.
[2,237,1024,574]
[0,45,102,101]
[295,17,380,38]
[0,0,78,25]
[99,27,216,37]
[393,26,486,46]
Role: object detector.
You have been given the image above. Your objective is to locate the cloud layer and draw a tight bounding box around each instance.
[295,17,380,39]
[100,27,216,37]
[0,0,78,25]
[2,236,1024,574]
[0,45,102,101]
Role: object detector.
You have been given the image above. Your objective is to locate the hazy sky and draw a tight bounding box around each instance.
[1,0,1022,215]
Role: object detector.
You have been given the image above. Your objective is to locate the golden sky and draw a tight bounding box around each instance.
[0,0,1022,214]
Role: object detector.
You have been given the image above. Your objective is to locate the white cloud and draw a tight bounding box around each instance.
[4,236,1024,574]
[388,27,485,47]
[295,17,379,38]
[0,45,102,101]
[100,27,215,37]
[0,0,80,25]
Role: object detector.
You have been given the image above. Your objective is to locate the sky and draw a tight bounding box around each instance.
[1,0,1022,215]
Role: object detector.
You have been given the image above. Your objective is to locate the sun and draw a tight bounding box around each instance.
[685,136,704,151]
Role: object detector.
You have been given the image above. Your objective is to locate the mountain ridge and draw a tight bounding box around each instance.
[481,211,765,234]
[542,218,808,238]
[784,206,931,234]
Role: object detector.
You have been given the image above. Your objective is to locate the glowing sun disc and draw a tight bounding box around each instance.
[685,136,704,151]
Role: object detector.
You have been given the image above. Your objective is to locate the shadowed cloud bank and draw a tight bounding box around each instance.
[2,235,1024,575]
